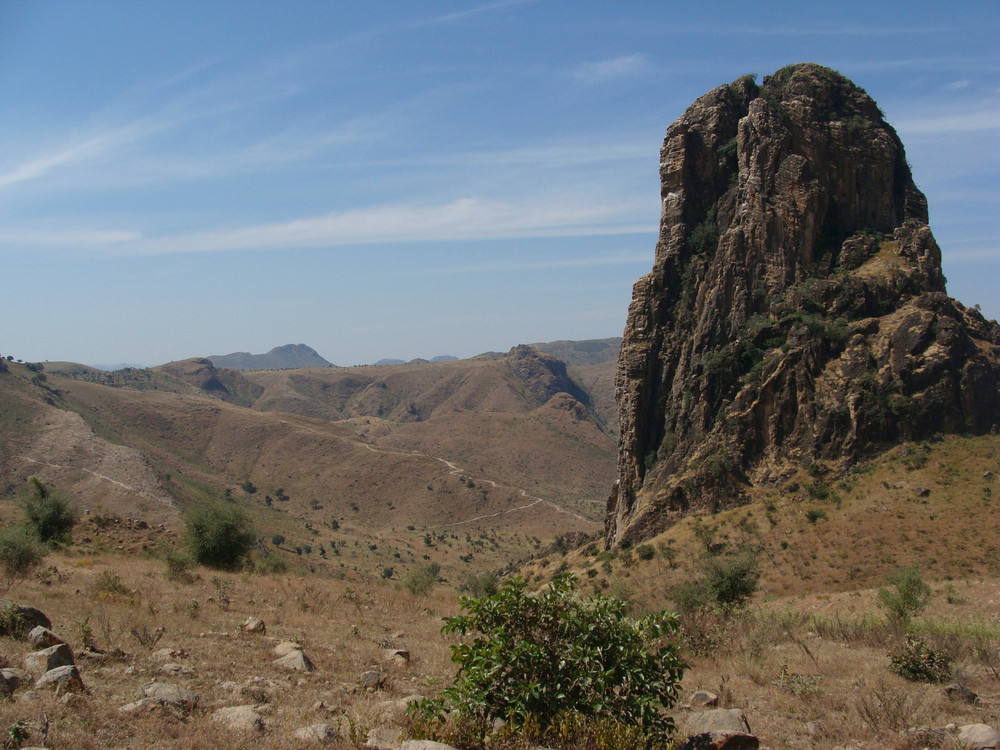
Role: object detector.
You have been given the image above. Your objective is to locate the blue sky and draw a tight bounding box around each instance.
[1,1,997,366]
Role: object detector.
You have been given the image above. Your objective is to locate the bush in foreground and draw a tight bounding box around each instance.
[184,502,255,570]
[414,574,684,746]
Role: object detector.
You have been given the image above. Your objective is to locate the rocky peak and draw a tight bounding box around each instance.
[607,63,1000,548]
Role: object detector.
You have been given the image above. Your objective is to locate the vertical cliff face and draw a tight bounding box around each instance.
[607,64,1000,547]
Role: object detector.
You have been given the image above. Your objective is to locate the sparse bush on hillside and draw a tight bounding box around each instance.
[21,477,77,546]
[878,565,930,625]
[414,574,683,745]
[460,570,498,598]
[158,540,195,583]
[184,502,255,570]
[402,562,440,596]
[671,550,759,614]
[889,636,951,682]
[0,525,44,590]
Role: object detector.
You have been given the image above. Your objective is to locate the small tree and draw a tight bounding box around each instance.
[402,562,440,596]
[184,503,255,570]
[21,477,77,545]
[417,574,684,743]
[0,525,44,591]
[879,565,930,625]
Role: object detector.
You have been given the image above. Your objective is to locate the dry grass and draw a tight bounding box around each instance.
[1,552,461,749]
[2,548,998,749]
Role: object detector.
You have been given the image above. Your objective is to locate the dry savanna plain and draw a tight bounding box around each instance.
[0,346,999,749]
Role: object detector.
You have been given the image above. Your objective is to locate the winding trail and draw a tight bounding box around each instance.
[274,416,594,528]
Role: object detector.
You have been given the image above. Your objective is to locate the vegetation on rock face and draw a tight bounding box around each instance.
[183,502,255,570]
[415,574,684,745]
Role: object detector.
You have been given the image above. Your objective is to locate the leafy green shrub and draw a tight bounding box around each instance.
[878,565,930,625]
[94,570,129,599]
[805,509,827,523]
[416,574,683,744]
[184,503,255,570]
[402,562,440,596]
[21,477,77,546]
[159,542,195,583]
[636,544,655,561]
[460,570,499,597]
[703,552,759,610]
[0,525,44,586]
[890,636,951,682]
[0,601,30,638]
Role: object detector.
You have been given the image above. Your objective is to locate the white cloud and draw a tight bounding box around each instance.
[24,196,653,257]
[572,55,650,85]
[121,198,656,254]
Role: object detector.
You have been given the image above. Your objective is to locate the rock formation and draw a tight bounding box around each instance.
[607,63,1000,547]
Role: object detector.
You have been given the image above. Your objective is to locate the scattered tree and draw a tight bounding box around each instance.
[184,502,255,570]
[21,477,77,546]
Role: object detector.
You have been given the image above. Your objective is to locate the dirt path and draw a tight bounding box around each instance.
[273,415,592,527]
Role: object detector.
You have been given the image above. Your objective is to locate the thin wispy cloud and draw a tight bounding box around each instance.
[423,0,540,26]
[38,197,654,257]
[895,110,1000,135]
[572,54,650,84]
[427,253,652,275]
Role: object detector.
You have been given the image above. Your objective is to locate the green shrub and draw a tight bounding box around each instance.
[636,544,655,561]
[703,552,759,610]
[402,562,440,596]
[460,570,499,598]
[416,574,683,743]
[878,565,930,624]
[184,503,255,570]
[0,525,44,585]
[890,636,951,682]
[158,541,195,583]
[21,477,77,545]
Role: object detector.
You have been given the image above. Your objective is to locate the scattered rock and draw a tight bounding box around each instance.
[0,600,51,634]
[273,649,316,673]
[18,690,42,703]
[943,683,978,704]
[689,689,719,708]
[1,668,33,691]
[273,641,303,657]
[367,725,402,748]
[958,724,1000,750]
[377,694,425,721]
[685,708,752,736]
[157,662,195,676]
[680,732,759,750]
[293,723,339,743]
[152,647,187,661]
[35,665,85,693]
[212,705,265,732]
[59,692,88,708]
[137,681,199,714]
[27,626,64,649]
[916,486,931,497]
[384,648,410,666]
[397,742,461,750]
[24,644,75,676]
[359,670,385,690]
[239,616,266,634]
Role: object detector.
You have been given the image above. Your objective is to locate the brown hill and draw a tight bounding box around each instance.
[0,343,615,580]
[607,64,1000,547]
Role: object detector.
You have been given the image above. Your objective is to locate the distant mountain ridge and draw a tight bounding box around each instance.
[209,344,333,370]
